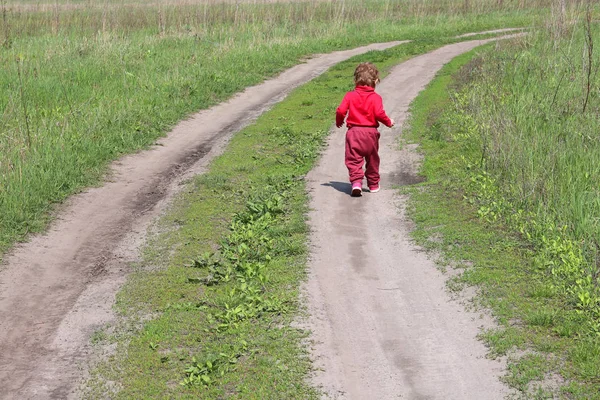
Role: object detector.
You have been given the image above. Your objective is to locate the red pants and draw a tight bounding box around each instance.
[345,127,380,187]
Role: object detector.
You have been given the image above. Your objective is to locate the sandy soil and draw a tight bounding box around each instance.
[0,40,404,400]
[304,37,522,399]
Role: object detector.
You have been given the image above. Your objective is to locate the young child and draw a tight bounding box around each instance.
[336,62,394,197]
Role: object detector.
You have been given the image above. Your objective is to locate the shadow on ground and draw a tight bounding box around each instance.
[321,172,425,195]
[321,181,351,194]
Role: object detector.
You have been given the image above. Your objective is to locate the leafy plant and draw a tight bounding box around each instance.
[182,341,248,387]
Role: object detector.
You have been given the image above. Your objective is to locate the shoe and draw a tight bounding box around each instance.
[369,185,380,193]
[351,182,362,197]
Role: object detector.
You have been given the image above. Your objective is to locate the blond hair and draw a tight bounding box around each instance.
[354,62,380,87]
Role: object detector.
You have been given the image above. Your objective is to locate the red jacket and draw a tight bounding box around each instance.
[336,85,393,129]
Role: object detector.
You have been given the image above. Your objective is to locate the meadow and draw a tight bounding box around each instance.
[404,3,600,396]
[455,6,600,338]
[1,0,543,260]
[82,33,521,399]
[5,0,599,397]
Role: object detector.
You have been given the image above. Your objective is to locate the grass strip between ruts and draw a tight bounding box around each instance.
[403,45,600,398]
[82,34,511,399]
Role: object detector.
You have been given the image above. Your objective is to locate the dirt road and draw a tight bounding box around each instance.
[0,41,405,400]
[0,32,523,399]
[305,38,516,399]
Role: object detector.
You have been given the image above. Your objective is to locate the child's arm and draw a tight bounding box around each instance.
[374,95,393,128]
[335,94,350,128]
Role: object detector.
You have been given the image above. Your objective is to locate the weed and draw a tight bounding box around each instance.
[182,341,249,388]
[505,353,549,392]
[480,327,527,357]
[455,21,600,334]
[526,309,556,328]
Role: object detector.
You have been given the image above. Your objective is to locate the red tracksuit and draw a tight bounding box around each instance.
[336,85,393,188]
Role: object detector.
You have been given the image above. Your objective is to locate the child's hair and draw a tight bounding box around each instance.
[354,62,380,87]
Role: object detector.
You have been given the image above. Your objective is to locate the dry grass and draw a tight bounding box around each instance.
[0,0,561,39]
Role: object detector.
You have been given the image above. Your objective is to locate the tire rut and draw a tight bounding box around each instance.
[305,36,523,399]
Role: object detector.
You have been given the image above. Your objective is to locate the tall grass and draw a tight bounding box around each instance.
[452,3,600,331]
[0,0,540,259]
[1,0,554,39]
[466,7,599,252]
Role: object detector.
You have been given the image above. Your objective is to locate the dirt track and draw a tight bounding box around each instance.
[0,32,522,399]
[305,38,520,399]
[0,41,404,400]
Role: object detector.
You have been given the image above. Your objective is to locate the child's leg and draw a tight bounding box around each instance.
[365,131,381,189]
[345,129,366,185]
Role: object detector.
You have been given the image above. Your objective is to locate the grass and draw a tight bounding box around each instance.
[402,8,600,397]
[459,0,600,348]
[0,0,543,262]
[82,34,506,398]
[2,0,589,397]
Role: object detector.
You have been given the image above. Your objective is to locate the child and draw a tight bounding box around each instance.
[336,62,394,197]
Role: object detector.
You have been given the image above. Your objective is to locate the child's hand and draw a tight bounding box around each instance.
[390,119,395,127]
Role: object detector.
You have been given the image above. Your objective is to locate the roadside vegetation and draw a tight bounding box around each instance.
[0,0,541,261]
[84,34,512,398]
[5,0,597,398]
[404,4,600,397]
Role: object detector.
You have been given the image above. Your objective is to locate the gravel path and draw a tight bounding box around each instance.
[305,37,520,399]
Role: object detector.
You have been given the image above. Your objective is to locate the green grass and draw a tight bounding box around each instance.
[452,9,600,336]
[82,35,502,399]
[0,1,542,261]
[402,11,600,397]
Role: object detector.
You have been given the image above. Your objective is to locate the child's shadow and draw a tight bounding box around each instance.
[321,181,351,195]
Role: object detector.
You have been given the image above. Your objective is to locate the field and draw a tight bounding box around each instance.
[3,0,600,398]
[0,0,544,259]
